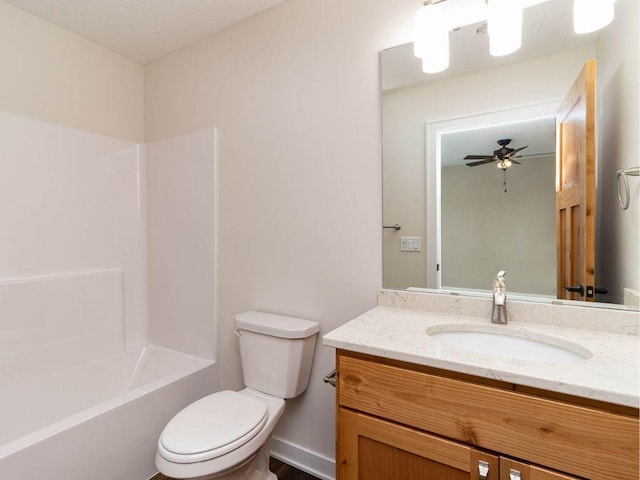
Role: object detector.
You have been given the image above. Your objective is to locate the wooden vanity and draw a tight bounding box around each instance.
[335,350,639,480]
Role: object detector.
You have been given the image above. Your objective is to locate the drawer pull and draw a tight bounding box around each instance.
[509,469,522,480]
[478,460,490,480]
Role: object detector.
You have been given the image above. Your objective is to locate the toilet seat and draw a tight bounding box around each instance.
[158,390,268,464]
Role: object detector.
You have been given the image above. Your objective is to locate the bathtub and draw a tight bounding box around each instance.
[0,344,217,480]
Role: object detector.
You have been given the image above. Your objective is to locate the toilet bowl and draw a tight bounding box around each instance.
[155,311,319,480]
[156,389,285,479]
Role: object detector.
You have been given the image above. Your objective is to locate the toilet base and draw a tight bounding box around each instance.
[207,441,274,480]
[159,438,276,480]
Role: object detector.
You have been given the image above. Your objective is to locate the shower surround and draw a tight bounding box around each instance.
[0,112,218,478]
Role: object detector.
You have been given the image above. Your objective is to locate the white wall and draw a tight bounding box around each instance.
[382,46,596,289]
[0,0,144,143]
[441,157,556,295]
[595,0,640,304]
[144,0,412,473]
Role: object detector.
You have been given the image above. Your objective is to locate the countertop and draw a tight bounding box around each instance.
[323,293,640,408]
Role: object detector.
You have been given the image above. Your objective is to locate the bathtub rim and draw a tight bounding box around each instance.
[0,344,214,460]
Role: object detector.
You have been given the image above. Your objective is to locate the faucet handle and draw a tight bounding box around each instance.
[492,270,508,324]
[493,270,507,304]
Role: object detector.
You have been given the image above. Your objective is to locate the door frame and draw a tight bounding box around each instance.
[425,100,561,289]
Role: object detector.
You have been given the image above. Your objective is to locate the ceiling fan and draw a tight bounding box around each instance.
[464,138,550,169]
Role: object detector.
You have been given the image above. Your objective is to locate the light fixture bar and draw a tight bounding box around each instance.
[411,0,617,75]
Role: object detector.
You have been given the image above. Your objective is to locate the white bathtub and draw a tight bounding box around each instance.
[0,344,217,480]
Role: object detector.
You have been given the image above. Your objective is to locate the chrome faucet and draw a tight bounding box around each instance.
[491,270,507,324]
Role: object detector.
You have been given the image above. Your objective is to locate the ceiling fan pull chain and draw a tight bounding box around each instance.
[503,169,507,192]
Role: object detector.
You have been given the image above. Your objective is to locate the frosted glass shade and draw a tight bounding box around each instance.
[574,0,615,34]
[414,2,450,73]
[487,0,523,56]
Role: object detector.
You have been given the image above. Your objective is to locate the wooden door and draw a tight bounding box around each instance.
[337,407,499,480]
[556,60,597,301]
[500,457,581,480]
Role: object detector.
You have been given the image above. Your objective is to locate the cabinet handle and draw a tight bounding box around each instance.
[509,469,522,480]
[478,460,489,480]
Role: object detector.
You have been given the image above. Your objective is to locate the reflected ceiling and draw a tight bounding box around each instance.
[441,118,556,167]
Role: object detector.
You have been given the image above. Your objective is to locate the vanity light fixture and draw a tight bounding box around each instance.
[413,0,616,73]
[413,0,451,73]
[573,0,615,34]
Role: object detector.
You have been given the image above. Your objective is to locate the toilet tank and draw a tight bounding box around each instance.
[235,311,320,399]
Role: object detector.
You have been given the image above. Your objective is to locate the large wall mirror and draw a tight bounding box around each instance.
[382,0,639,309]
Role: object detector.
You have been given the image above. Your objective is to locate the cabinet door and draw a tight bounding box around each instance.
[500,458,581,480]
[338,407,499,480]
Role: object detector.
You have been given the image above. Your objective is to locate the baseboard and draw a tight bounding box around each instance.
[269,436,335,480]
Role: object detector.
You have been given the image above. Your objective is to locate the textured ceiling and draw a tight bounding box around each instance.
[441,118,556,168]
[5,0,288,64]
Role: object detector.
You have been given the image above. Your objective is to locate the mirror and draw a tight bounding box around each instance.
[382,0,639,308]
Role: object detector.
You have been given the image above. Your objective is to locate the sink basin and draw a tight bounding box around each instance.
[426,325,592,363]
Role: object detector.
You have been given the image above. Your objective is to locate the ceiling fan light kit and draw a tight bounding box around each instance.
[413,0,616,72]
[464,138,530,167]
[497,158,512,169]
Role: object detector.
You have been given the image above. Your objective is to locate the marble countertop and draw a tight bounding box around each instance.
[323,299,640,408]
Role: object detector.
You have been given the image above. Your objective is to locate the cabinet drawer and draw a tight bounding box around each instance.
[500,457,581,480]
[337,352,639,480]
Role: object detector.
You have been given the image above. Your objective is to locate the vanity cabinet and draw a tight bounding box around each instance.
[335,351,639,480]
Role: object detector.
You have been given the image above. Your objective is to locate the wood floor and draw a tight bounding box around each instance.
[269,458,321,480]
[152,457,320,480]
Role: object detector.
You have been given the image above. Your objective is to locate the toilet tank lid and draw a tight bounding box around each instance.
[235,311,320,339]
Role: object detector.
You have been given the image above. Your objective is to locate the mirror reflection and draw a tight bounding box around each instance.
[441,118,556,296]
[381,0,639,308]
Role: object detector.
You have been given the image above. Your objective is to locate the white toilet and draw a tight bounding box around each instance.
[155,311,320,480]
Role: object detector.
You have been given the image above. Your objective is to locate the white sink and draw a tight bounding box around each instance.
[426,324,592,363]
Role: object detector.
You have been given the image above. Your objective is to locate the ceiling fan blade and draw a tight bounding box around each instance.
[507,145,529,156]
[511,159,522,165]
[515,151,556,158]
[464,155,494,160]
[466,158,496,167]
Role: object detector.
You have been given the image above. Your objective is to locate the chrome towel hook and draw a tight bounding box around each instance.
[616,166,640,210]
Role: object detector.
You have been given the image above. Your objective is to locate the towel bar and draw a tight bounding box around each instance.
[616,166,639,210]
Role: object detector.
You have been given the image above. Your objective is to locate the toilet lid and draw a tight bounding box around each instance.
[160,390,268,460]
